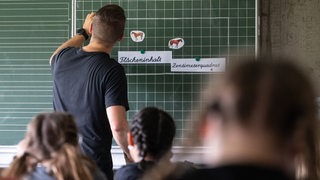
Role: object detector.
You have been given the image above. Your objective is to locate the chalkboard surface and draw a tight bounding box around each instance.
[0,0,72,145]
[0,0,256,145]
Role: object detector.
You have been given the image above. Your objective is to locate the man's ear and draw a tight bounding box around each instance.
[118,34,124,41]
[127,132,134,146]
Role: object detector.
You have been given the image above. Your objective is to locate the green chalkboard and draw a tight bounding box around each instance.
[77,0,257,143]
[0,0,256,145]
[0,0,72,145]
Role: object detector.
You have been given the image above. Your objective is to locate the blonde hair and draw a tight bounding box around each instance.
[3,112,96,180]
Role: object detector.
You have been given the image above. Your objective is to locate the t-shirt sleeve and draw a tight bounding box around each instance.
[50,47,73,66]
[104,65,129,110]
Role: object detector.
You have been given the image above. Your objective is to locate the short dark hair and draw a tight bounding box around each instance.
[131,107,176,160]
[92,4,126,45]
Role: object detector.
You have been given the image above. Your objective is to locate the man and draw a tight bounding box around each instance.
[50,5,131,179]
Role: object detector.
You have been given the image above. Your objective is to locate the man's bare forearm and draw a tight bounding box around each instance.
[107,106,133,162]
[112,125,130,156]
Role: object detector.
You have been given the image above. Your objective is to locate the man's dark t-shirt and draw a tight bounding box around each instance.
[51,47,129,179]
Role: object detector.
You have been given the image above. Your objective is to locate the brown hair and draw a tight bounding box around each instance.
[3,112,96,180]
[199,57,319,179]
[92,4,126,46]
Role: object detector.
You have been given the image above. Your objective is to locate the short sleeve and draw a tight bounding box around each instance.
[51,53,58,65]
[50,47,73,67]
[104,65,129,110]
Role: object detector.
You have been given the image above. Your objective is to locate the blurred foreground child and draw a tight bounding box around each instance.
[178,58,319,180]
[2,112,106,180]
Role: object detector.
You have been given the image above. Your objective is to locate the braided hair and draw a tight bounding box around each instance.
[130,107,176,161]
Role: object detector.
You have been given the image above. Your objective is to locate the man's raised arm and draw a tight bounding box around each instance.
[49,12,95,64]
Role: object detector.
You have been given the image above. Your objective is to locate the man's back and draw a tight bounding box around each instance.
[49,4,131,179]
[51,47,129,178]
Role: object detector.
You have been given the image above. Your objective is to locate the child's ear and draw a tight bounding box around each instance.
[199,119,209,140]
[200,114,221,141]
[89,23,93,34]
[127,132,134,146]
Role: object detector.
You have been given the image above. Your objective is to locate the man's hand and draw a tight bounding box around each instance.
[83,12,95,36]
[124,152,134,164]
[49,12,95,64]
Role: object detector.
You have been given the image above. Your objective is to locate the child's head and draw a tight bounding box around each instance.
[24,112,79,160]
[92,4,126,46]
[128,107,176,162]
[4,112,96,180]
[204,58,316,145]
[197,57,318,177]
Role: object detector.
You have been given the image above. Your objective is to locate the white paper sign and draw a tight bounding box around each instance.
[118,51,172,64]
[171,58,226,72]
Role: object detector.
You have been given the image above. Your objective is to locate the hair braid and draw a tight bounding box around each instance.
[131,107,176,161]
[131,117,149,159]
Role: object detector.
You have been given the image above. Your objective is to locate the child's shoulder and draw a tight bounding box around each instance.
[115,163,143,180]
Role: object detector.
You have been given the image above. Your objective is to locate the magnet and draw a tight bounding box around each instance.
[130,30,145,42]
[168,38,185,49]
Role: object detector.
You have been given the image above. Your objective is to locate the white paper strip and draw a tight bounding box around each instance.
[118,51,172,64]
[171,58,226,72]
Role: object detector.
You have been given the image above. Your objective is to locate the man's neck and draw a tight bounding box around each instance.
[82,40,112,54]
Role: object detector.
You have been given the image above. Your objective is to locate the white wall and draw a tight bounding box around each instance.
[0,146,205,169]
[261,0,320,95]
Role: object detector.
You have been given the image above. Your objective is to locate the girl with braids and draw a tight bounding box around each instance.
[2,112,107,180]
[115,107,176,180]
[175,57,320,180]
